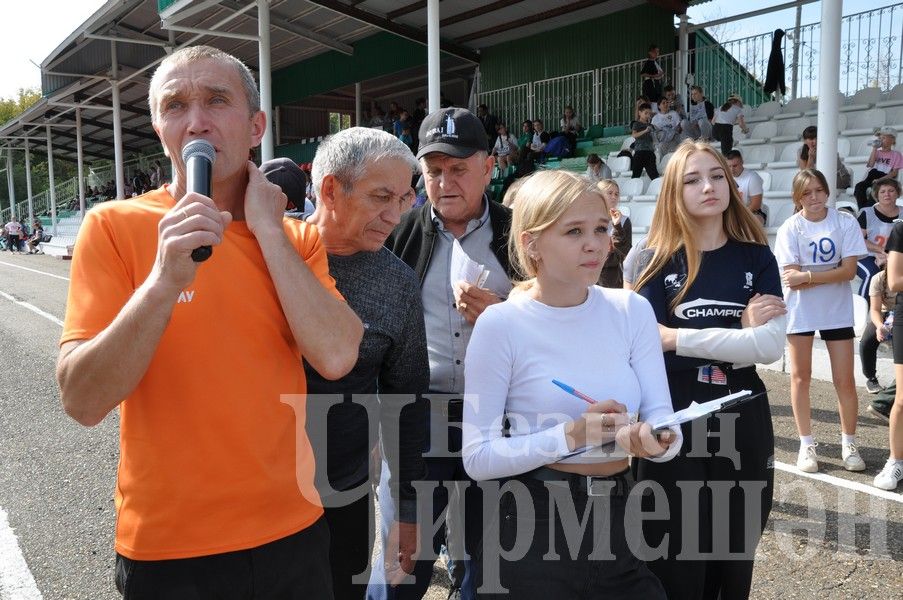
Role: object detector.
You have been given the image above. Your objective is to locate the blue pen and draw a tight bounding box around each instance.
[552,379,597,404]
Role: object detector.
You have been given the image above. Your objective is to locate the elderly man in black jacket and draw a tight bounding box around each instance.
[368,107,515,600]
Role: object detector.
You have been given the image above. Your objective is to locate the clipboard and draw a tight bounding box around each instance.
[561,390,758,459]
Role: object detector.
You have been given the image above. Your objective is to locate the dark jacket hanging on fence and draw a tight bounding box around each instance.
[764,29,787,97]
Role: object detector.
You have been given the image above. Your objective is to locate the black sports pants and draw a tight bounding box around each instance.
[634,366,774,600]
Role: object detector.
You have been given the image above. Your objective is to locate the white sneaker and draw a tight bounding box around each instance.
[842,444,866,472]
[873,459,903,490]
[797,444,819,473]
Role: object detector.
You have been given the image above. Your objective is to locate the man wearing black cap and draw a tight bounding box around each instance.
[368,107,515,600]
[260,157,315,214]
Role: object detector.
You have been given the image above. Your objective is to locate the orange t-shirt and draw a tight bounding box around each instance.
[61,186,342,560]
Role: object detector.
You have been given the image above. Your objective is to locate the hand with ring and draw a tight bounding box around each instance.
[564,399,630,450]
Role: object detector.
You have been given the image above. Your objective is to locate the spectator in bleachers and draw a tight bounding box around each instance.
[874,218,903,491]
[634,94,651,122]
[477,104,498,148]
[517,119,533,151]
[854,126,903,209]
[559,104,582,156]
[857,177,900,303]
[630,103,659,179]
[527,119,550,163]
[583,153,612,182]
[640,44,664,105]
[685,85,714,141]
[651,97,682,155]
[726,150,766,226]
[662,85,686,121]
[370,106,386,130]
[597,179,631,288]
[712,94,748,156]
[412,97,426,146]
[775,169,867,475]
[860,261,895,394]
[150,160,164,189]
[796,126,852,191]
[491,122,518,171]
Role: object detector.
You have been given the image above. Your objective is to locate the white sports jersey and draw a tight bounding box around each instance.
[774,208,867,333]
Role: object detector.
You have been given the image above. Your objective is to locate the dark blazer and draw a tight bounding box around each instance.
[386,195,514,284]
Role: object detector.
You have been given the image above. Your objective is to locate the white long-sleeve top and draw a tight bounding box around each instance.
[462,286,681,481]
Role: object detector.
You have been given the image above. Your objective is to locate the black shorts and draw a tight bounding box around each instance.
[790,327,855,341]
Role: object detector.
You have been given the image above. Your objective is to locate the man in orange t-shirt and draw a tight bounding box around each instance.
[56,45,362,598]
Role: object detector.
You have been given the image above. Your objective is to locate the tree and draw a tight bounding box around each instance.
[0,87,41,126]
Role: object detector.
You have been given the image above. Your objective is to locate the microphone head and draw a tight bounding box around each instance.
[181,139,217,165]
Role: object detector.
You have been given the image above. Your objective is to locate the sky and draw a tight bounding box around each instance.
[0,0,893,101]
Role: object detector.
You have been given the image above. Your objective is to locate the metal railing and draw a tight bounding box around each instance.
[475,3,902,133]
[689,3,902,101]
[476,55,678,133]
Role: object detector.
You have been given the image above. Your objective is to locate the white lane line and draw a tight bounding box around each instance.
[0,292,64,327]
[0,261,69,282]
[0,508,43,600]
[775,461,902,503]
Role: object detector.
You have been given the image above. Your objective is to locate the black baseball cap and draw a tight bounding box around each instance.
[260,158,307,211]
[416,107,489,159]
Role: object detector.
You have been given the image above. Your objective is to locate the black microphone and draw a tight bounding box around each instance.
[181,139,217,262]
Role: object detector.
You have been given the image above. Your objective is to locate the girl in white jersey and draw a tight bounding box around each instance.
[462,169,679,599]
[774,169,868,473]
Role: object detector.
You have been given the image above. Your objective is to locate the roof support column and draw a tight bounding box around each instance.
[111,40,125,200]
[24,143,33,225]
[355,82,362,126]
[817,0,842,202]
[678,14,689,111]
[427,0,440,113]
[6,147,15,221]
[47,124,57,236]
[77,108,86,220]
[258,0,274,162]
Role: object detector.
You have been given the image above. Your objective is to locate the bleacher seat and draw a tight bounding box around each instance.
[615,177,647,198]
[764,200,797,235]
[886,105,903,127]
[803,92,844,116]
[741,145,775,169]
[763,169,798,199]
[632,177,664,202]
[877,83,903,108]
[770,142,802,168]
[771,116,811,143]
[841,108,886,136]
[841,86,882,112]
[630,203,658,234]
[757,171,772,193]
[738,121,777,146]
[608,156,631,177]
[837,137,851,158]
[774,97,815,120]
[745,101,782,124]
[658,152,674,174]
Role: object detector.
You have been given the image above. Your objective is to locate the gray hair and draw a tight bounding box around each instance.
[312,127,419,197]
[148,45,260,123]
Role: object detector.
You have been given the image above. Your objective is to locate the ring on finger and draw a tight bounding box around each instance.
[459,302,468,312]
[600,413,609,428]
[181,208,189,220]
